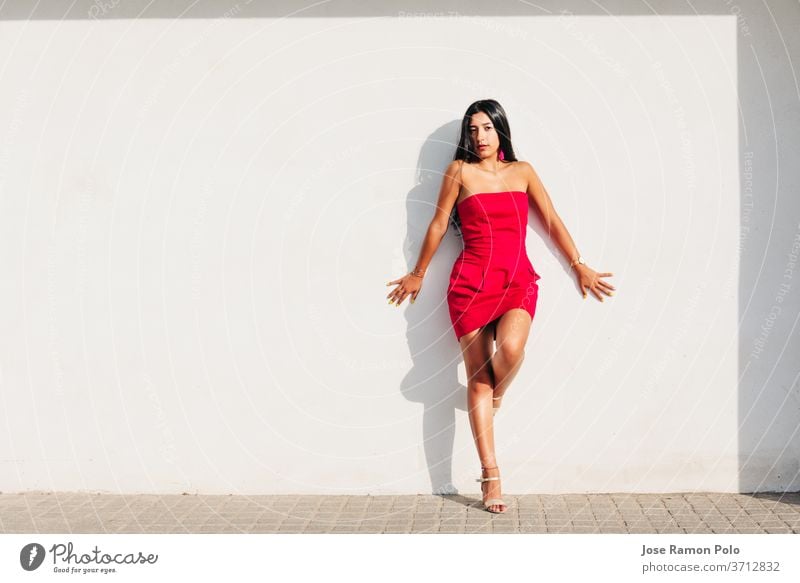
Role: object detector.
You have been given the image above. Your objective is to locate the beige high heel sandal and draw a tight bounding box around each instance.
[476,465,507,513]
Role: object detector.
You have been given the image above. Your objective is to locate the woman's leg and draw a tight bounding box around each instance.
[459,325,506,512]
[491,308,532,408]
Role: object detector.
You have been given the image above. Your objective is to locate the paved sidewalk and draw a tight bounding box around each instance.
[1,492,798,534]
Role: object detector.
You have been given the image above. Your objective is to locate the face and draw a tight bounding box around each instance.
[469,111,499,159]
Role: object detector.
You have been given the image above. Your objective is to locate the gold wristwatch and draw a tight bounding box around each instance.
[569,255,585,269]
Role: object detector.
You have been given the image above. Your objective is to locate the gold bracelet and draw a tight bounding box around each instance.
[410,270,425,278]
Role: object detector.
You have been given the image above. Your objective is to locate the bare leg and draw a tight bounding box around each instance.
[491,309,532,410]
[459,325,506,513]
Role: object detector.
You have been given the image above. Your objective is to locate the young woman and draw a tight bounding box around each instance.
[386,99,615,513]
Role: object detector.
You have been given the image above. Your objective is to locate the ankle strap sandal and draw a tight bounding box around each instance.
[476,466,507,513]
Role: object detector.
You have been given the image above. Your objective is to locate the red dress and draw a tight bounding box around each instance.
[447,191,542,341]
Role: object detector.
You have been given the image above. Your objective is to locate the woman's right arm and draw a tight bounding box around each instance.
[386,160,462,306]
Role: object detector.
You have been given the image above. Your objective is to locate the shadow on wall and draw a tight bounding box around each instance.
[397,120,467,496]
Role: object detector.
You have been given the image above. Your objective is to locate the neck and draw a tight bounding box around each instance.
[476,158,504,173]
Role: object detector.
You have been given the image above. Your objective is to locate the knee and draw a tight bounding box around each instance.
[497,342,525,365]
[466,369,493,391]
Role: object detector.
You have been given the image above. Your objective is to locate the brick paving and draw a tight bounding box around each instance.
[1,492,798,534]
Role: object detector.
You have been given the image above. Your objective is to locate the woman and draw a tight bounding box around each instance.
[386,99,615,513]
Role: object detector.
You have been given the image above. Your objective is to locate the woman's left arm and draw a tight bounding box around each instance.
[523,161,615,301]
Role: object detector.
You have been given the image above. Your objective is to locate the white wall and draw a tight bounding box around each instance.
[0,2,797,494]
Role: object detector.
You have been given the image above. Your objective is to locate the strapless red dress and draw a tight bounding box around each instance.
[447,191,541,341]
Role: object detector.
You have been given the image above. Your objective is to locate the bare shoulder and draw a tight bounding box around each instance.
[436,160,464,206]
[516,160,542,184]
[444,159,465,191]
[514,160,533,173]
[508,160,530,182]
[445,159,465,178]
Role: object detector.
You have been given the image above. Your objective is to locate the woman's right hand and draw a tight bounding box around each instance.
[386,273,423,306]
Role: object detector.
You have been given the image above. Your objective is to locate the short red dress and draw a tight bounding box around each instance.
[447,191,542,341]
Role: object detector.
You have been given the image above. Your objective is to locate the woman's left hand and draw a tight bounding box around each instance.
[575,265,615,301]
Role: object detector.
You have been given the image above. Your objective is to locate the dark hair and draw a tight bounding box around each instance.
[449,99,518,237]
